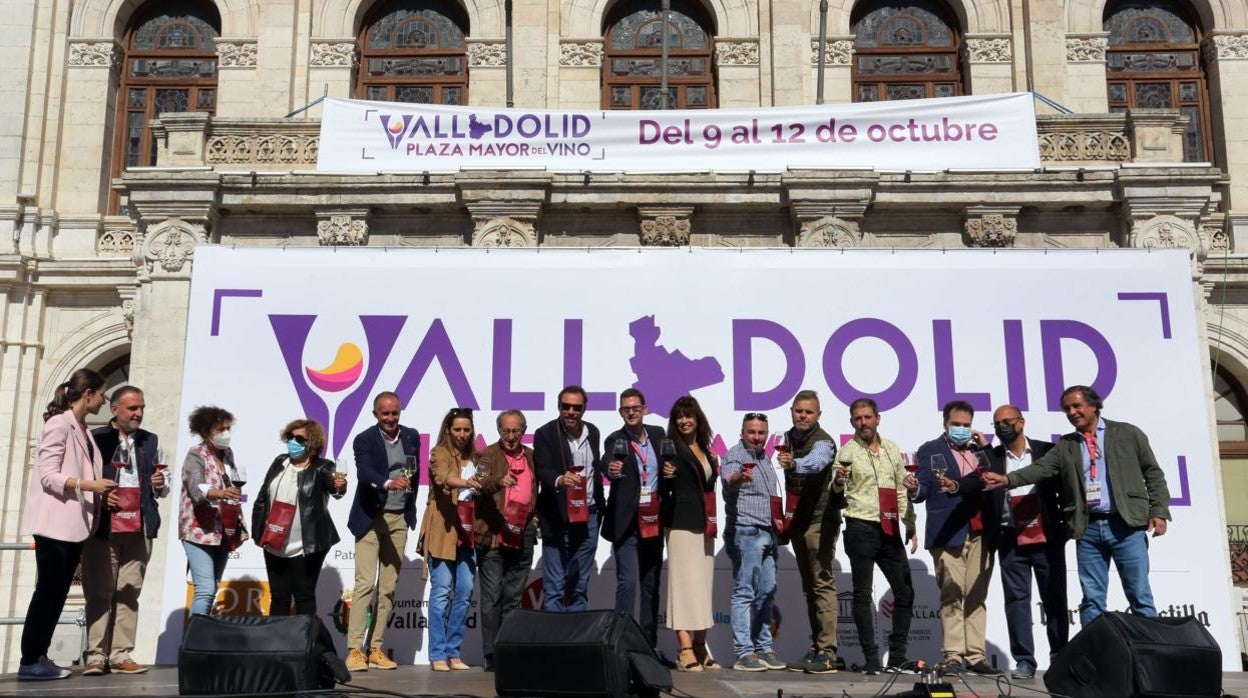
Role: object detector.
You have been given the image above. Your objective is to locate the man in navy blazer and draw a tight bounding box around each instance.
[344,392,420,672]
[988,404,1067,680]
[602,388,667,649]
[912,400,1003,678]
[534,385,605,612]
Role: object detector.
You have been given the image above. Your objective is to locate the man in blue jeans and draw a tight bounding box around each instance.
[720,413,787,672]
[534,385,605,611]
[984,385,1171,627]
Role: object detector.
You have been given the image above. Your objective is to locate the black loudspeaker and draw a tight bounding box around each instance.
[494,609,671,698]
[178,614,347,695]
[1045,612,1221,698]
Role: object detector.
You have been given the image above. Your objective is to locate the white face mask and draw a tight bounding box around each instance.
[210,429,232,450]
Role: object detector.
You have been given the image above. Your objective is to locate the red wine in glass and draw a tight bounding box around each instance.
[775,434,789,455]
[742,462,756,477]
[612,440,628,462]
[902,451,919,474]
[509,464,525,487]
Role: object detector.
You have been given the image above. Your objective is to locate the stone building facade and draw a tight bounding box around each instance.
[2,0,1248,669]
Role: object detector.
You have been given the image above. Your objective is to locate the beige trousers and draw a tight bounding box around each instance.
[82,533,152,665]
[347,512,409,650]
[791,517,841,654]
[933,532,995,664]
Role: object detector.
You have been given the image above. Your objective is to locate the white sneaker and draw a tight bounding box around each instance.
[17,656,70,681]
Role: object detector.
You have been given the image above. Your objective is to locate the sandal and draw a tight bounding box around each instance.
[677,646,703,672]
[693,642,721,670]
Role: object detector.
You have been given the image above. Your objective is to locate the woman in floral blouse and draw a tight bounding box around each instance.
[179,406,247,616]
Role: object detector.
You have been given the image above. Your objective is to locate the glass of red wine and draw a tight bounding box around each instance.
[775,433,789,455]
[975,451,991,476]
[742,462,756,479]
[612,439,628,462]
[154,446,168,473]
[902,451,919,474]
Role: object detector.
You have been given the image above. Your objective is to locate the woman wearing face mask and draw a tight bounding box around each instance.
[179,406,247,616]
[661,396,720,671]
[417,408,483,672]
[18,369,114,681]
[252,419,347,615]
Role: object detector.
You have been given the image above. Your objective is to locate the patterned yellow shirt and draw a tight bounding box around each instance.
[834,436,915,529]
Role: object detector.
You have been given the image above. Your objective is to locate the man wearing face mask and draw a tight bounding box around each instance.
[987,405,1066,680]
[912,400,1003,677]
[776,390,842,674]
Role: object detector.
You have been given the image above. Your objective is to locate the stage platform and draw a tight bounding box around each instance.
[1,666,1246,697]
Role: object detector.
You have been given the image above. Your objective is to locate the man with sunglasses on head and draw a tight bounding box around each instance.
[602,389,666,654]
[983,386,1171,630]
[720,412,786,672]
[777,390,843,674]
[534,385,605,612]
[344,391,420,673]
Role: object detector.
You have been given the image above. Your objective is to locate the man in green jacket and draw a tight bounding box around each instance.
[983,385,1171,626]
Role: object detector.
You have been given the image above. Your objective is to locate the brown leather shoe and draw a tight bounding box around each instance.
[81,663,108,677]
[367,648,397,670]
[448,658,471,671]
[345,648,368,672]
[110,660,148,674]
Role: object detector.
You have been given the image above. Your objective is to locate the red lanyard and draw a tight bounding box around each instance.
[1084,433,1099,479]
[630,441,649,480]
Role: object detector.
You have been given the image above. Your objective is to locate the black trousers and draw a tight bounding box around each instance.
[477,524,537,662]
[998,528,1069,670]
[264,550,328,616]
[612,521,664,648]
[22,536,84,665]
[844,517,914,661]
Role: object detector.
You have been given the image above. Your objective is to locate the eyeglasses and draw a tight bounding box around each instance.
[619,405,645,414]
[993,418,1022,427]
[744,412,768,422]
[290,435,308,445]
[559,402,586,413]
[499,428,524,436]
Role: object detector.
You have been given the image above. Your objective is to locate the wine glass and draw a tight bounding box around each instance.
[111,443,129,472]
[508,458,525,488]
[975,451,990,476]
[612,439,629,462]
[154,446,169,474]
[660,439,677,478]
[403,455,417,484]
[930,455,949,489]
[774,433,789,455]
[835,453,853,485]
[901,451,919,475]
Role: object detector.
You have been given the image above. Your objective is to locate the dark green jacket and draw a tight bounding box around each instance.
[1006,418,1170,540]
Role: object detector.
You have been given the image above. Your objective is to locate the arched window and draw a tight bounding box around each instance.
[357,0,469,105]
[1104,0,1213,162]
[850,0,962,102]
[603,0,716,110]
[112,1,220,214]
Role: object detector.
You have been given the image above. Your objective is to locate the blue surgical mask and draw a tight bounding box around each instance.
[286,439,307,459]
[947,425,972,445]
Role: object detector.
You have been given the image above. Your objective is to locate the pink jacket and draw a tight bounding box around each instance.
[20,411,103,542]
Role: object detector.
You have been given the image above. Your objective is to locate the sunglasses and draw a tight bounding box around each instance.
[744,412,768,422]
[290,435,308,445]
[449,407,474,418]
[559,402,586,413]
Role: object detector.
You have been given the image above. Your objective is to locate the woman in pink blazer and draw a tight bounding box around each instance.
[18,369,117,682]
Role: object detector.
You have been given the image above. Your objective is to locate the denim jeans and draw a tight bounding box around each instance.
[183,540,229,616]
[725,524,777,659]
[1076,513,1155,626]
[428,547,476,661]
[541,508,599,612]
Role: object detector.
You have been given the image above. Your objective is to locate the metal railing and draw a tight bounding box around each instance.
[0,540,88,664]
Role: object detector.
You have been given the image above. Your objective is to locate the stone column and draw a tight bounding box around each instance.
[215,38,259,118]
[468,40,507,106]
[59,39,122,251]
[1064,33,1109,113]
[308,39,357,109]
[557,40,602,109]
[1202,31,1248,249]
[715,39,761,108]
[809,37,852,103]
[963,35,1015,94]
[962,207,1020,247]
[637,207,694,247]
[457,170,549,245]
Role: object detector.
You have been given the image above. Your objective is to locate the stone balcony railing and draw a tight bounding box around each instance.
[148,108,1192,171]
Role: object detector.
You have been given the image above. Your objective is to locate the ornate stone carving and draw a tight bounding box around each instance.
[560,41,603,67]
[206,134,319,165]
[964,214,1018,247]
[810,38,853,66]
[310,42,358,68]
[1205,33,1248,61]
[1128,214,1206,258]
[1066,35,1108,63]
[141,218,205,273]
[472,217,537,247]
[964,37,1013,63]
[97,226,136,256]
[316,214,368,246]
[120,298,136,334]
[1207,220,1230,252]
[797,216,861,247]
[715,40,760,66]
[68,41,120,67]
[467,41,507,67]
[1038,130,1130,161]
[638,208,692,246]
[217,41,257,68]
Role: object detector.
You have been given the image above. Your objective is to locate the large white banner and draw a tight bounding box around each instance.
[316,93,1040,173]
[158,247,1235,670]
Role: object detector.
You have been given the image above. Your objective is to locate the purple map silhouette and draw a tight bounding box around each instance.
[468,115,491,139]
[628,315,724,417]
